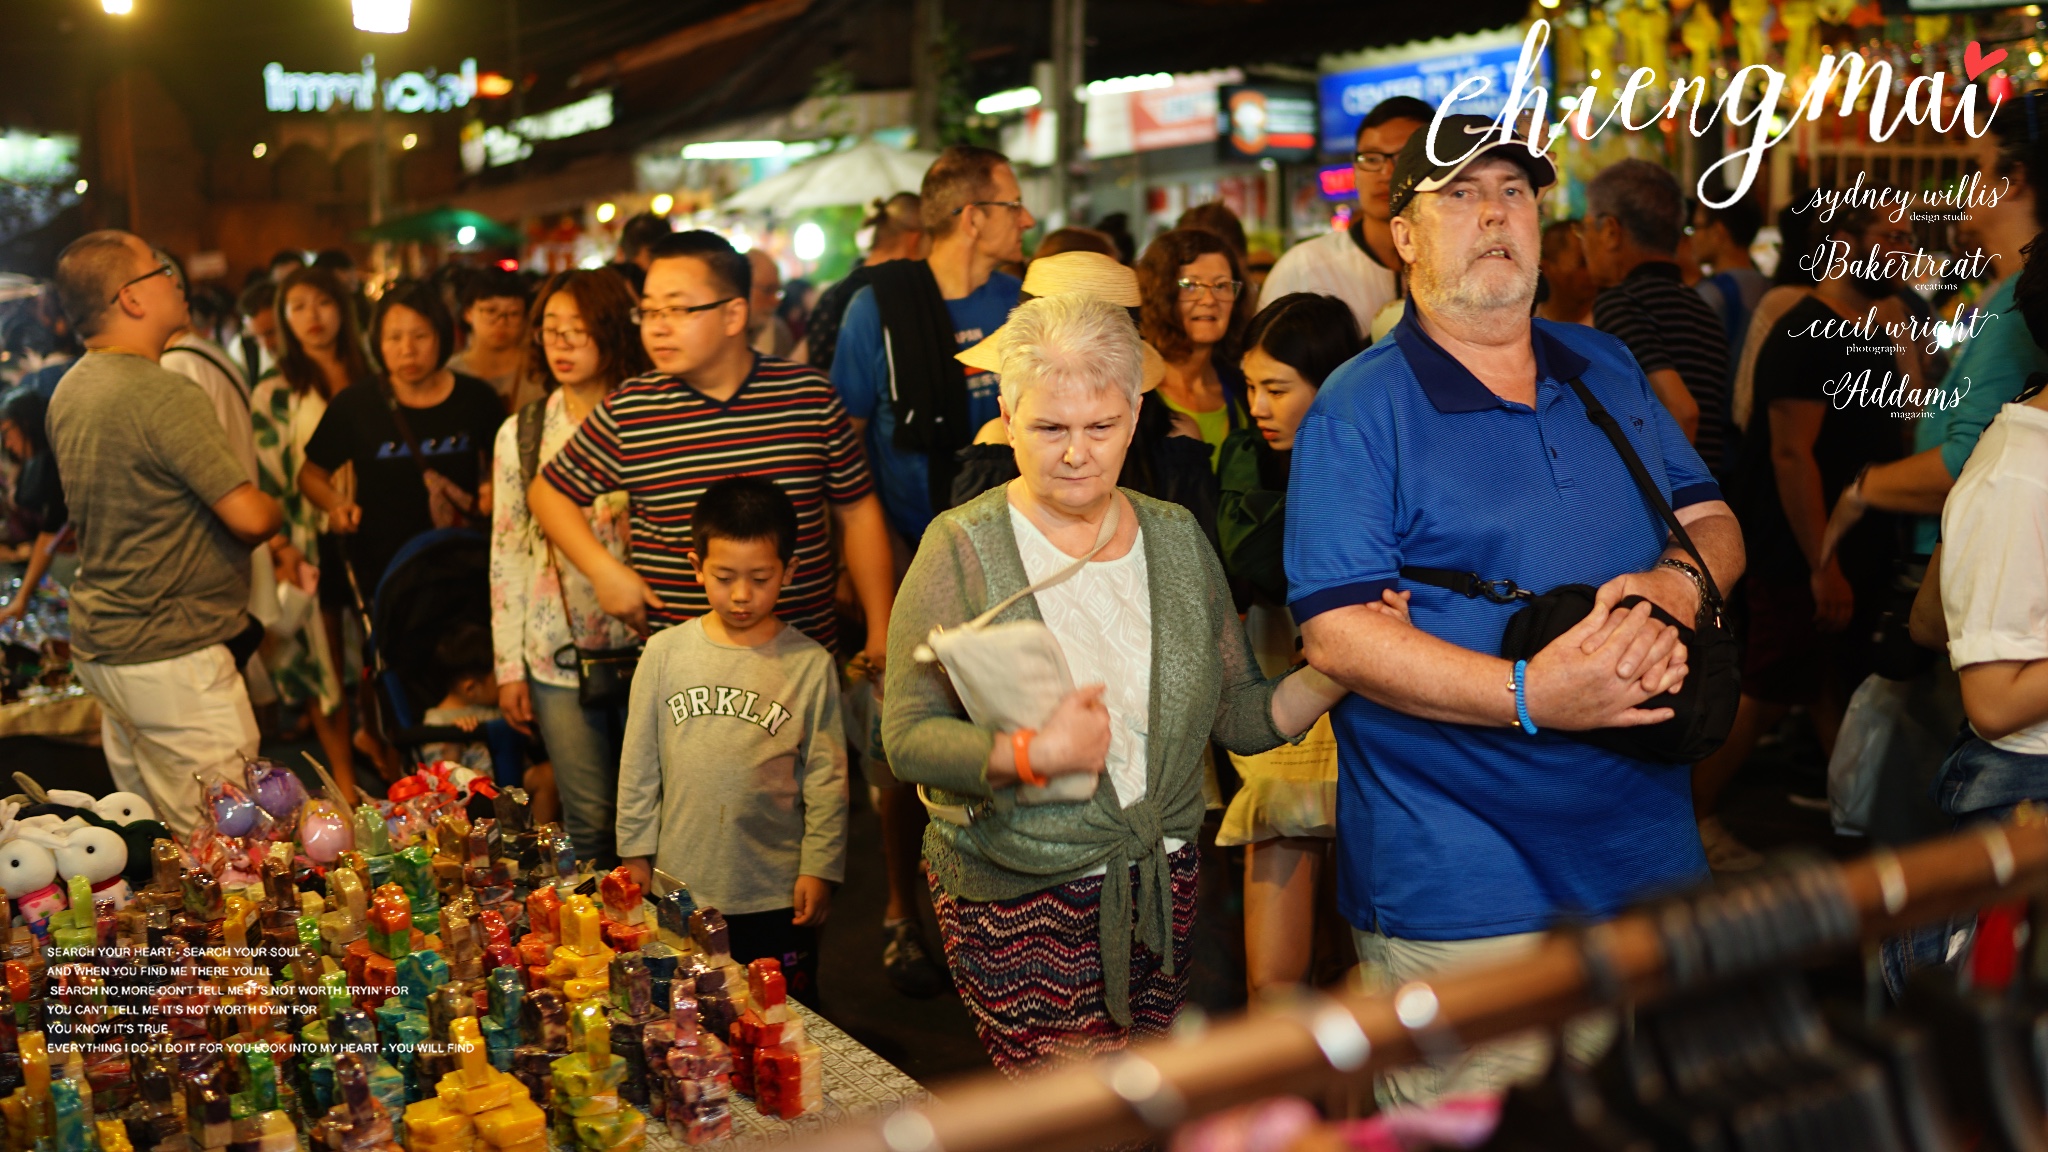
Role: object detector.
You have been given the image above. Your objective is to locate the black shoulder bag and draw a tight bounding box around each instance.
[1402,378,1741,764]
[520,397,639,709]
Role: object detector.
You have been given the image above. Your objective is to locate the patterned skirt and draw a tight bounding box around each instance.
[931,844,1199,1077]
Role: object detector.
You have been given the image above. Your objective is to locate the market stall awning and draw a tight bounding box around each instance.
[721,139,937,214]
[355,207,520,246]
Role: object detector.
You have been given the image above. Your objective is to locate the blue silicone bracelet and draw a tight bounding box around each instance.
[1513,659,1537,735]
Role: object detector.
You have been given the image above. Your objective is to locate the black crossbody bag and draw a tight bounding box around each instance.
[1402,378,1741,764]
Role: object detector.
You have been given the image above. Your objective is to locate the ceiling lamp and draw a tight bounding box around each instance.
[353,0,411,35]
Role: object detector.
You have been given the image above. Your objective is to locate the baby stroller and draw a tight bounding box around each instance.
[343,528,522,783]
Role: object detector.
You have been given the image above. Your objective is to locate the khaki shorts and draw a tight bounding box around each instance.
[1352,927,1614,1110]
[843,678,904,789]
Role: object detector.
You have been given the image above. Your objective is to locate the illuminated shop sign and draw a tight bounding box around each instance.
[264,55,478,114]
[460,91,615,173]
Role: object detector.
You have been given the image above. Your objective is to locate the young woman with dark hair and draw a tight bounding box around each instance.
[1214,292,1382,997]
[299,279,504,609]
[249,266,374,799]
[1137,228,1256,472]
[488,269,652,868]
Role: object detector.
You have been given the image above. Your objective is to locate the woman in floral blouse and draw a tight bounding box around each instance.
[250,266,373,800]
[489,269,650,868]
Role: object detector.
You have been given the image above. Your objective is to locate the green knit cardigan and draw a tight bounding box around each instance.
[881,485,1292,1024]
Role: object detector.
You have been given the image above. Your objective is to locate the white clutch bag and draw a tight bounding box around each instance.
[912,502,1120,820]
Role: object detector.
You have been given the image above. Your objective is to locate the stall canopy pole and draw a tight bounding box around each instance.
[786,812,2048,1152]
[1048,0,1084,228]
[911,0,944,148]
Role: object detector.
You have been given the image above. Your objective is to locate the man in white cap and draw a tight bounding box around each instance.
[1285,115,1746,1104]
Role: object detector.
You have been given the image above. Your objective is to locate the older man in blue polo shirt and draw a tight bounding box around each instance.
[1287,117,1745,1104]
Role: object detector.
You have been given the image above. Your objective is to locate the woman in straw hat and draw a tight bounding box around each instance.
[883,292,1346,1074]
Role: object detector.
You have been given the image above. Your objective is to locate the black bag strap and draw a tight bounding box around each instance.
[1400,376,1724,624]
[1565,376,1725,621]
[516,396,546,490]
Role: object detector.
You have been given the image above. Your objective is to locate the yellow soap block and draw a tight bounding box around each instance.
[561,974,609,1003]
[435,1072,521,1117]
[554,1091,622,1118]
[471,1097,547,1147]
[97,1119,135,1152]
[403,1098,477,1147]
[549,949,611,982]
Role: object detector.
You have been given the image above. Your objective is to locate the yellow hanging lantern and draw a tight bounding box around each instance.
[1814,0,1857,24]
[1582,6,1621,94]
[1781,0,1819,75]
[1636,0,1674,83]
[1682,0,1722,79]
[1913,14,1951,46]
[1731,0,1771,69]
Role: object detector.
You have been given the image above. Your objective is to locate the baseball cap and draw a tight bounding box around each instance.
[1387,114,1558,218]
[957,251,1167,392]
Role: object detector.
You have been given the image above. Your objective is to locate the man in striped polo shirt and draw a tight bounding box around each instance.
[529,231,897,668]
[1583,159,1731,478]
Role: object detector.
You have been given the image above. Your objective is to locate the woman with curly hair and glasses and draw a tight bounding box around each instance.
[1136,227,1256,473]
[488,269,652,868]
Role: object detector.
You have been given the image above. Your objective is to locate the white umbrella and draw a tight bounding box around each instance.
[721,139,939,213]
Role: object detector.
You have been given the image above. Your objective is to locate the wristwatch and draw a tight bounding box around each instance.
[1656,557,1712,630]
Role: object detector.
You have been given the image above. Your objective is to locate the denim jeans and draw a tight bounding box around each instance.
[1879,730,2048,999]
[530,678,626,871]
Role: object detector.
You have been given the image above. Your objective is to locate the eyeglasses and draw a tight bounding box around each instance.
[110,260,175,304]
[1176,278,1243,300]
[535,326,592,349]
[951,199,1027,216]
[630,298,738,325]
[1354,149,1402,172]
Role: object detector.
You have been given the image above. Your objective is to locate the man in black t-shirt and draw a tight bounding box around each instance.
[1692,205,1914,856]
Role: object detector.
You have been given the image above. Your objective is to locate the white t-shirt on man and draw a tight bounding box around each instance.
[1942,401,2048,754]
[1257,224,1399,338]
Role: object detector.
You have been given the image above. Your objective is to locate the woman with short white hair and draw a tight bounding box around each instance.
[883,293,1343,1074]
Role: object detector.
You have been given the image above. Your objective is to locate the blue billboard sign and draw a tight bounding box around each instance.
[1318,42,1538,155]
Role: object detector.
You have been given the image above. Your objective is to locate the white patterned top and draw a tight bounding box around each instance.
[1009,502,1153,809]
[489,390,635,689]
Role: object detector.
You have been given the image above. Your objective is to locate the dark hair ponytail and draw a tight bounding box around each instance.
[1240,293,1364,388]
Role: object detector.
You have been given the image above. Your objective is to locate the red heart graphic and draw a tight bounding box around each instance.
[1966,41,2008,81]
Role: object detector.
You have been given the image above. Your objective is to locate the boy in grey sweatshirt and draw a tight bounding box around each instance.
[617,478,847,1001]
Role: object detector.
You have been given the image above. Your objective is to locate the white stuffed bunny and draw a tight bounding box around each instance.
[0,803,62,928]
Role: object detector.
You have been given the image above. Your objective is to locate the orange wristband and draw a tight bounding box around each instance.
[1012,728,1043,787]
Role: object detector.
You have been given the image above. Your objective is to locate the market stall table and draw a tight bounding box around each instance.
[655,1001,929,1146]
[0,685,98,740]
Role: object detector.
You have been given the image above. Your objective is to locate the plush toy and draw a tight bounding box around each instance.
[0,803,62,930]
[51,822,131,910]
[7,774,170,889]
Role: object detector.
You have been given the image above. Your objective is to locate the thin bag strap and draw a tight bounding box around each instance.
[546,542,588,655]
[965,497,1122,630]
[1565,377,1726,620]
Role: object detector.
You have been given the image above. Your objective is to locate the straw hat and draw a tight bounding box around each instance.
[957,251,1167,392]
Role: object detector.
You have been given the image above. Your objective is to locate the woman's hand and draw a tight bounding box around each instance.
[1028,684,1112,778]
[1811,556,1855,633]
[329,501,363,534]
[499,680,535,736]
[1819,482,1867,569]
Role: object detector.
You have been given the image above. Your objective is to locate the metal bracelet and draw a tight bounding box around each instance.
[1263,989,1371,1073]
[881,1111,943,1152]
[1098,1053,1187,1130]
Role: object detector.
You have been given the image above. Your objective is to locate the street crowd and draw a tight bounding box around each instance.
[5,92,2048,1103]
